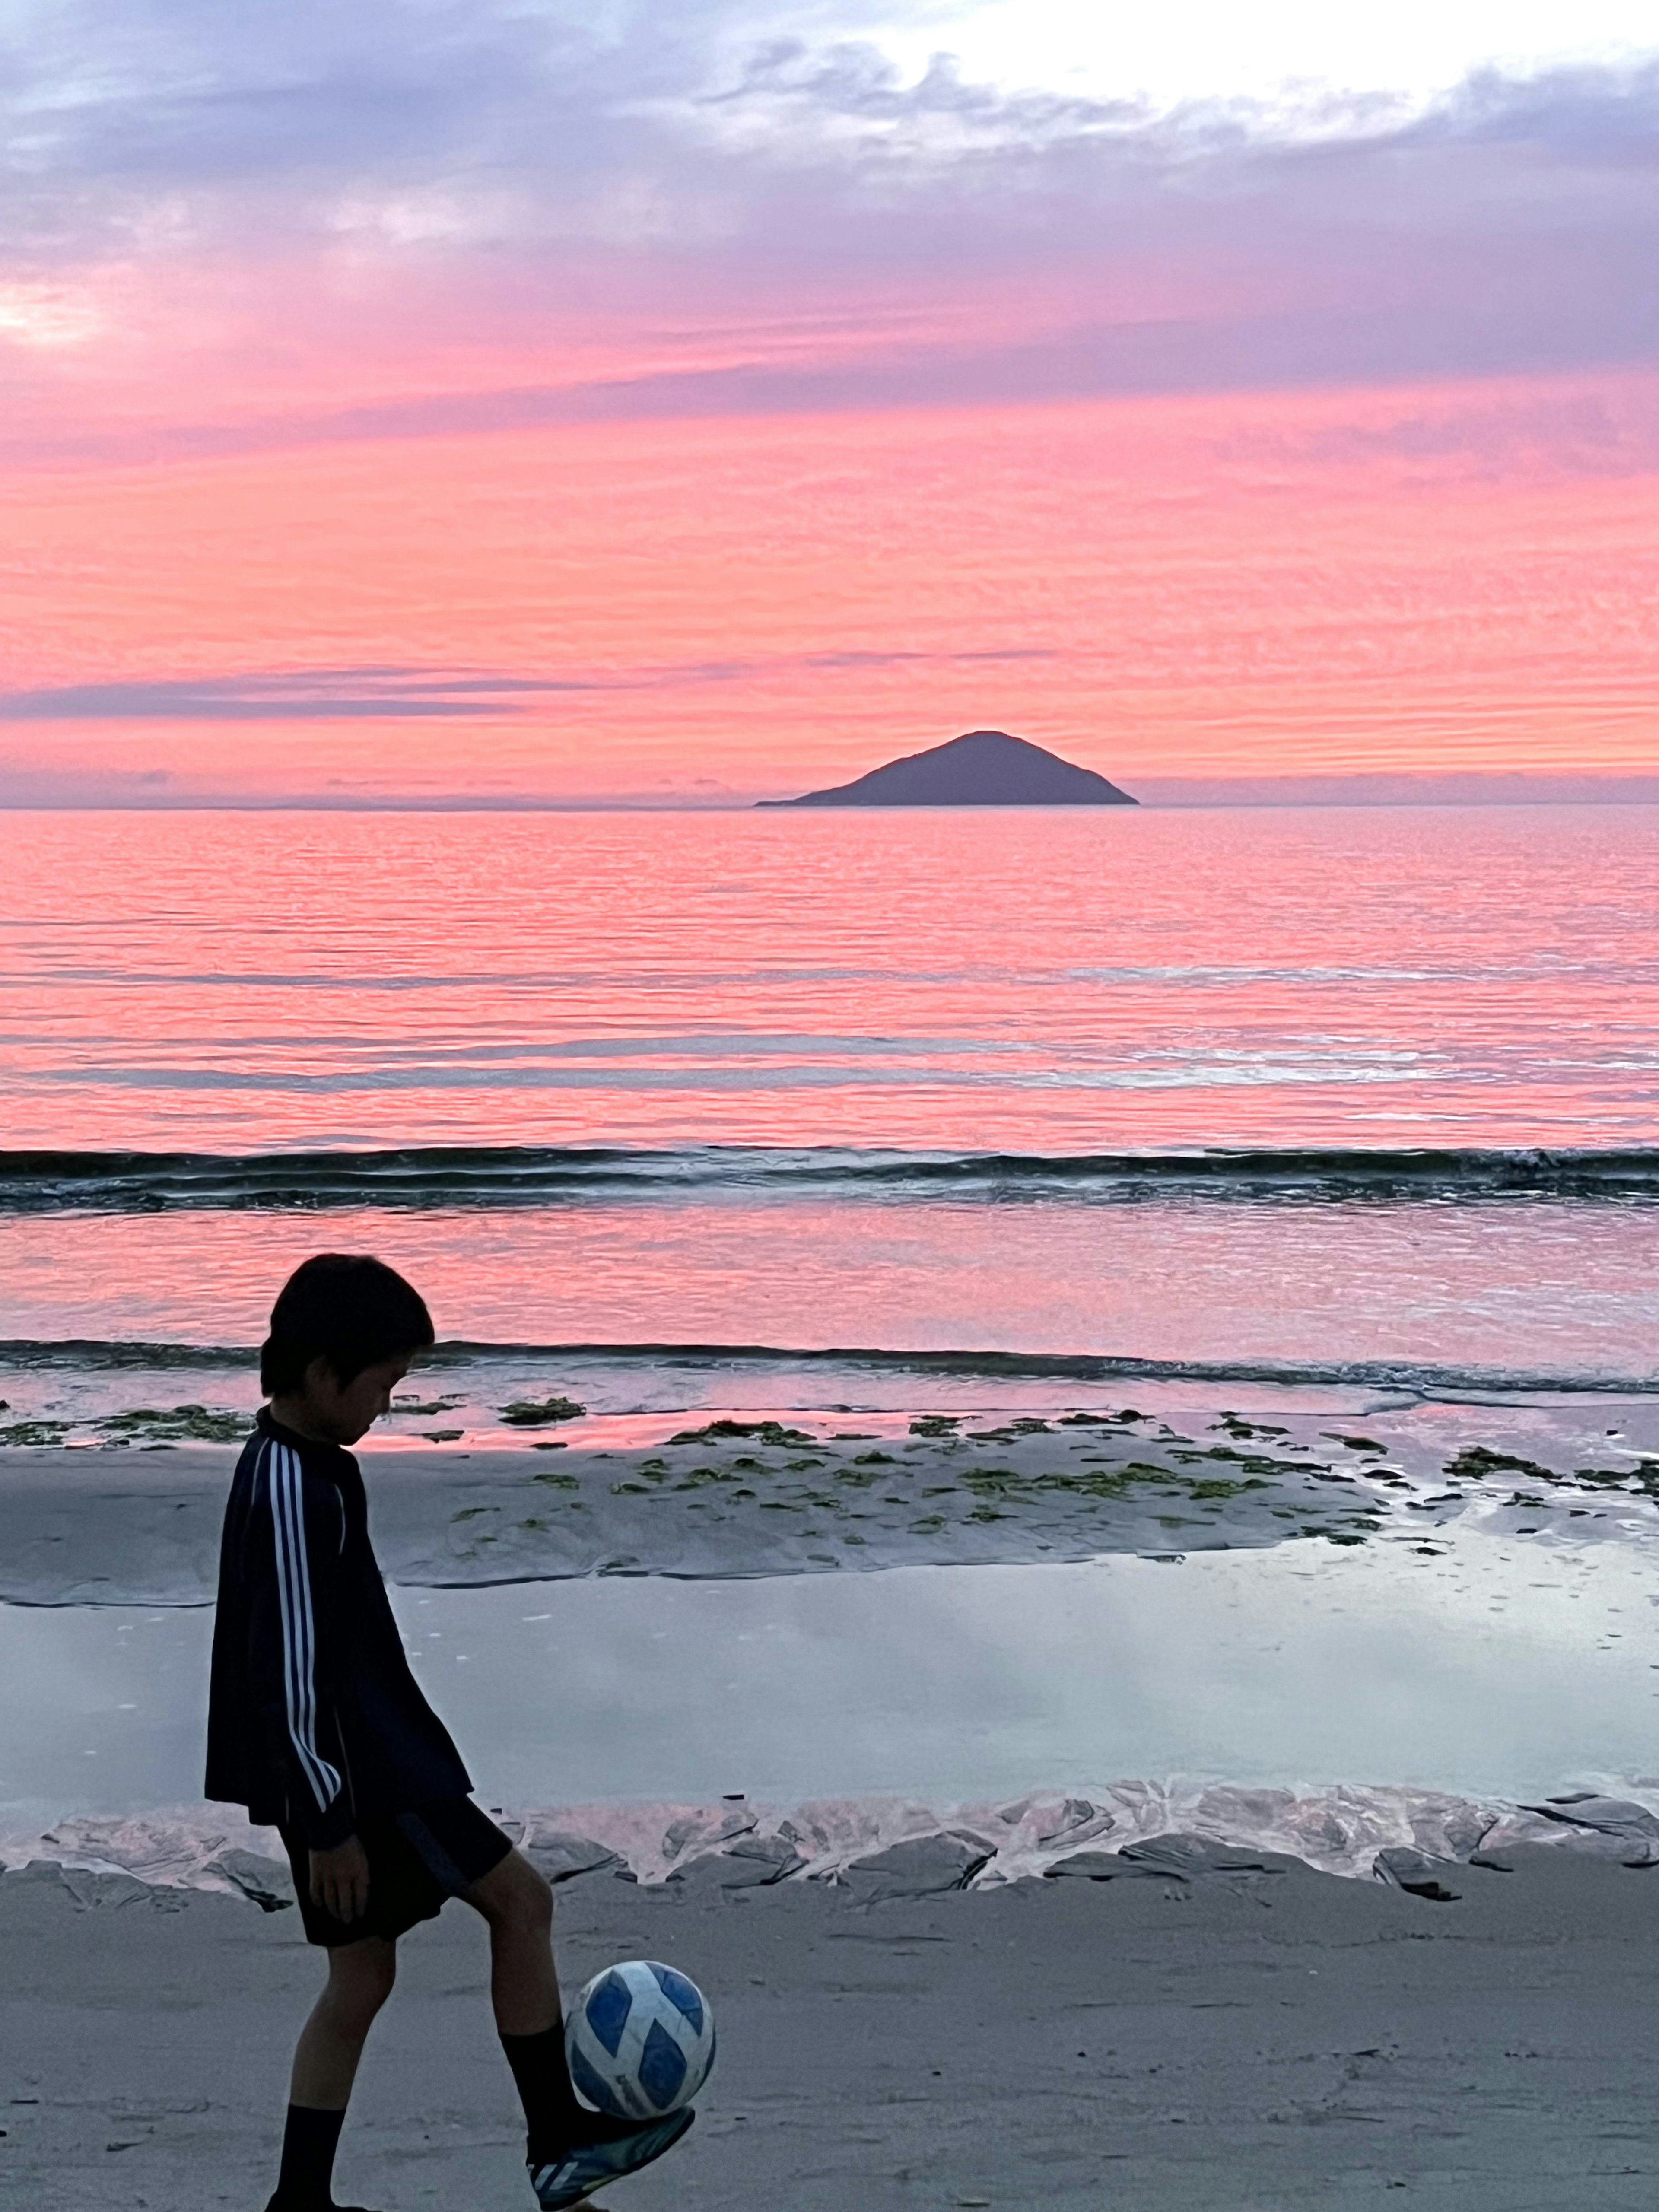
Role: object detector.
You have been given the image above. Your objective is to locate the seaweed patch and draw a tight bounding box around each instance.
[667,1418,817,1447]
[499,1395,585,1427]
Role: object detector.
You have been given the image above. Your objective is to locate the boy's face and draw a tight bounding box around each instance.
[297,1353,411,1445]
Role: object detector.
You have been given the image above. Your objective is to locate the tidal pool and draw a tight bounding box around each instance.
[2,1527,1655,1834]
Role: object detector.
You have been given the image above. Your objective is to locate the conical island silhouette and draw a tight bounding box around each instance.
[759,729,1137,807]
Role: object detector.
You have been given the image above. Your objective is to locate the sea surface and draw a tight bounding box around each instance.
[3,804,1657,1400]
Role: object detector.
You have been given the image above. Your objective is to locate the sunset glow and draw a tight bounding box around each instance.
[3,2,1657,802]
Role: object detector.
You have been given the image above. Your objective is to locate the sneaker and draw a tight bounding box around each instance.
[528,2108,696,2209]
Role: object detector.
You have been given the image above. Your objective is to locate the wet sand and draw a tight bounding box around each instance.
[7,1843,1659,2210]
[6,1398,1656,1603]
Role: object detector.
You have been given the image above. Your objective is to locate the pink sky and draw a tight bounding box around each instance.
[2,8,1657,803]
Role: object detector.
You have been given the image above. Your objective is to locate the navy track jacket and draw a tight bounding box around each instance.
[205,1409,471,1847]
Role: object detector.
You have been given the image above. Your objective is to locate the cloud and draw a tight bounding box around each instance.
[1208,377,1659,484]
[1,4,1657,459]
[0,648,1055,721]
[0,669,601,720]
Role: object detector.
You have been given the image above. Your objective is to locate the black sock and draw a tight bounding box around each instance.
[499,2022,592,2161]
[271,2103,346,2209]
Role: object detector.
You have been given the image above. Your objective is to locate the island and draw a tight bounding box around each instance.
[757,729,1138,807]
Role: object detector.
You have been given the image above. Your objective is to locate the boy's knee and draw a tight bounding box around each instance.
[477,1850,553,1935]
[329,1941,397,2026]
[512,1861,554,1934]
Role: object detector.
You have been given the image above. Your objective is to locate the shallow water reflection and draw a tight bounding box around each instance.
[2,1529,1655,1832]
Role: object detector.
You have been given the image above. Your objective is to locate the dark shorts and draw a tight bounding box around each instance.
[280,1798,514,1947]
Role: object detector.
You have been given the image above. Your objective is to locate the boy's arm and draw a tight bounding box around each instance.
[247,1440,357,1849]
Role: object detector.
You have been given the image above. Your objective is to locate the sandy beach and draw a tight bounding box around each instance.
[8,1839,1659,2210]
[12,1402,1659,2208]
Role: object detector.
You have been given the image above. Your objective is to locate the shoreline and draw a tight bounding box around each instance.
[6,1394,1659,1604]
[10,1779,1659,1895]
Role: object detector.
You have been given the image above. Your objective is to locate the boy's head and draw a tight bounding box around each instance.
[261,1253,434,1445]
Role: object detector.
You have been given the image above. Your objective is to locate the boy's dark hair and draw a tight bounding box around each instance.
[261,1254,435,1397]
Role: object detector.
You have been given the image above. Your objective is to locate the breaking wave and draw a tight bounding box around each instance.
[6,1142,1659,1212]
[1,1334,1653,1398]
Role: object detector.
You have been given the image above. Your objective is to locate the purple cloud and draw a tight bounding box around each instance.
[1,2,1657,445]
[0,648,1055,721]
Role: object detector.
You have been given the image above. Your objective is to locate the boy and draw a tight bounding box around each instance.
[206,1253,693,2211]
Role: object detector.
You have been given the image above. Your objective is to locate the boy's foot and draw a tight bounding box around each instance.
[528,2108,696,2209]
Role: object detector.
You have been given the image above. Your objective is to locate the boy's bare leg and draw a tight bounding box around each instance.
[467,1847,600,2171]
[290,1938,399,2107]
[467,1848,695,2206]
[466,1847,559,2034]
[267,1941,398,2210]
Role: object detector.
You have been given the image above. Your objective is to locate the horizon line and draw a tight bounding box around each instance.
[7,783,1659,814]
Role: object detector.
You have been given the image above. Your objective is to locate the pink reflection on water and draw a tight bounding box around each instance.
[2,804,1657,1153]
[3,1195,1656,1379]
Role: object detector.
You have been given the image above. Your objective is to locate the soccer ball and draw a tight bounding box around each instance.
[565,1959,716,2120]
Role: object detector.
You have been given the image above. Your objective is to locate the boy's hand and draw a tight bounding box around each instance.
[310,1836,370,1923]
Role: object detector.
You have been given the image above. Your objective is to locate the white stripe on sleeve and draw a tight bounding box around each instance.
[267,1440,343,1812]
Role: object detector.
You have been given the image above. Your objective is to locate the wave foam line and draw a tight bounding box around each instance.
[6,1143,1659,1211]
[8,1781,1655,1890]
[1,1335,1654,1398]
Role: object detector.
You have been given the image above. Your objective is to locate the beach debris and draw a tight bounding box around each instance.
[1046,1833,1295,1883]
[1525,1793,1659,1837]
[1121,1834,1290,1880]
[1517,1795,1659,1866]
[663,1805,760,1862]
[1033,1799,1118,1850]
[499,1395,585,1427]
[16,1778,1659,1909]
[1417,1802,1497,1859]
[1374,1847,1464,1901]
[523,1831,628,1885]
[205,1850,296,1911]
[1043,1850,1140,1881]
[668,1834,805,1889]
[3,1861,160,1910]
[837,1831,996,1901]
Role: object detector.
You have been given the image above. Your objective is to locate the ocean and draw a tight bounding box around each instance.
[3,802,1657,1404]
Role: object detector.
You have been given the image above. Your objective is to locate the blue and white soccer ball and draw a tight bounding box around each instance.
[565,1959,716,2120]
